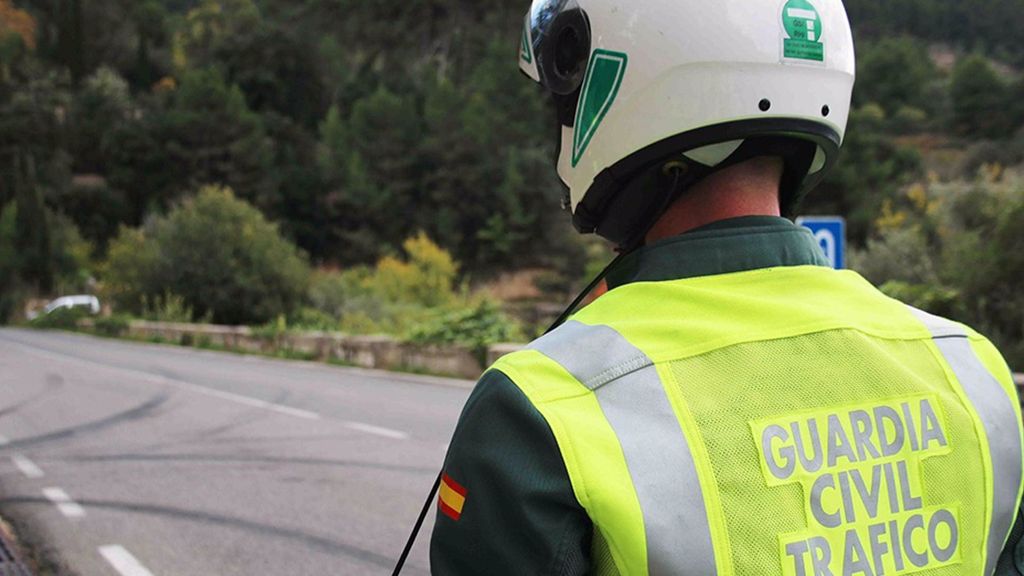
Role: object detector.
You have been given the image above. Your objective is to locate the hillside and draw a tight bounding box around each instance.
[2,0,1022,263]
[2,0,1024,363]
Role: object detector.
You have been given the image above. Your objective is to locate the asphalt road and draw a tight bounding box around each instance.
[0,328,473,576]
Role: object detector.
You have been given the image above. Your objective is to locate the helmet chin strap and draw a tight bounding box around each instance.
[582,135,818,248]
[548,163,688,332]
[616,162,696,253]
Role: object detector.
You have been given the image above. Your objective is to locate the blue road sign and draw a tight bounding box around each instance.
[796,216,846,269]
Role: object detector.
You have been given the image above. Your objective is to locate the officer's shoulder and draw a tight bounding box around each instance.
[485,312,634,394]
[491,313,617,369]
[945,318,1016,380]
[892,301,1017,394]
[897,299,993,344]
[459,367,533,417]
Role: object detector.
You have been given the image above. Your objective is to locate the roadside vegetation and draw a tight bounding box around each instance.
[2,0,1024,367]
[59,186,523,354]
[852,172,1024,366]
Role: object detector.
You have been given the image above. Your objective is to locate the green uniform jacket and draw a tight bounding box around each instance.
[430,216,1024,575]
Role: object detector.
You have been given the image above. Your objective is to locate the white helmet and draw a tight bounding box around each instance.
[520,0,856,247]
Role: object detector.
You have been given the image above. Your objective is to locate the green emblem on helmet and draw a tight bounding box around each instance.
[521,27,533,64]
[572,49,628,168]
[782,0,824,62]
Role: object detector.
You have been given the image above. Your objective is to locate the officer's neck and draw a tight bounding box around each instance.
[645,157,784,244]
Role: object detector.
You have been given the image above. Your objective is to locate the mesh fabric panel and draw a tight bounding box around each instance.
[590,528,622,576]
[668,329,986,575]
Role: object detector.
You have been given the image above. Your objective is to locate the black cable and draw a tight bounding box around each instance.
[391,166,686,575]
[542,250,629,334]
[391,471,442,576]
[547,165,685,333]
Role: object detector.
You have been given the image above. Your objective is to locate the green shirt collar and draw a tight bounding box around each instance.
[606,216,830,289]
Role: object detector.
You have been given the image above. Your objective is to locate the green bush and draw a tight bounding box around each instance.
[104,186,311,325]
[959,136,1024,179]
[302,234,531,354]
[879,281,963,319]
[93,314,131,337]
[854,37,935,115]
[101,226,156,314]
[288,307,338,331]
[406,299,523,363]
[891,106,929,134]
[252,315,289,342]
[849,225,939,287]
[950,55,1015,139]
[306,233,461,337]
[143,292,197,323]
[808,105,924,244]
[308,267,376,320]
[29,307,88,330]
[371,232,458,307]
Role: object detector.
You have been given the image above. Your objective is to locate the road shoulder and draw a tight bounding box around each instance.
[0,504,76,576]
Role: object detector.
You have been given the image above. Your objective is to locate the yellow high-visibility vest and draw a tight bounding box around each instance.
[492,265,1023,576]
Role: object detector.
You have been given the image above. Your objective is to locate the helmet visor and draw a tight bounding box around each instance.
[524,0,590,96]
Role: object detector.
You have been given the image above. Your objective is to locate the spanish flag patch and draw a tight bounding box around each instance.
[439,473,467,521]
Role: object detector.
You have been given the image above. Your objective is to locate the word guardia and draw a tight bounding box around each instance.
[752,395,960,576]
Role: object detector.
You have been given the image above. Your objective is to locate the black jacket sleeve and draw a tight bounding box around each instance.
[430,370,592,576]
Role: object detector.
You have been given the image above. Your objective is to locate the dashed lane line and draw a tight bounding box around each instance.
[11,454,44,478]
[42,487,85,518]
[3,339,320,421]
[177,382,320,420]
[99,545,156,576]
[344,421,409,440]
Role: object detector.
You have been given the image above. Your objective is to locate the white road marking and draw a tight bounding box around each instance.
[99,545,156,576]
[174,381,320,420]
[0,434,9,446]
[42,487,85,518]
[6,340,320,421]
[11,454,44,478]
[344,421,409,440]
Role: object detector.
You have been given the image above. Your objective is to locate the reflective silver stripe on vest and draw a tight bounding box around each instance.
[909,306,1023,575]
[530,320,717,576]
[527,321,652,391]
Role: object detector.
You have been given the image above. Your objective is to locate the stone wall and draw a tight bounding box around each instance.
[82,319,488,379]
[76,319,1024,394]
